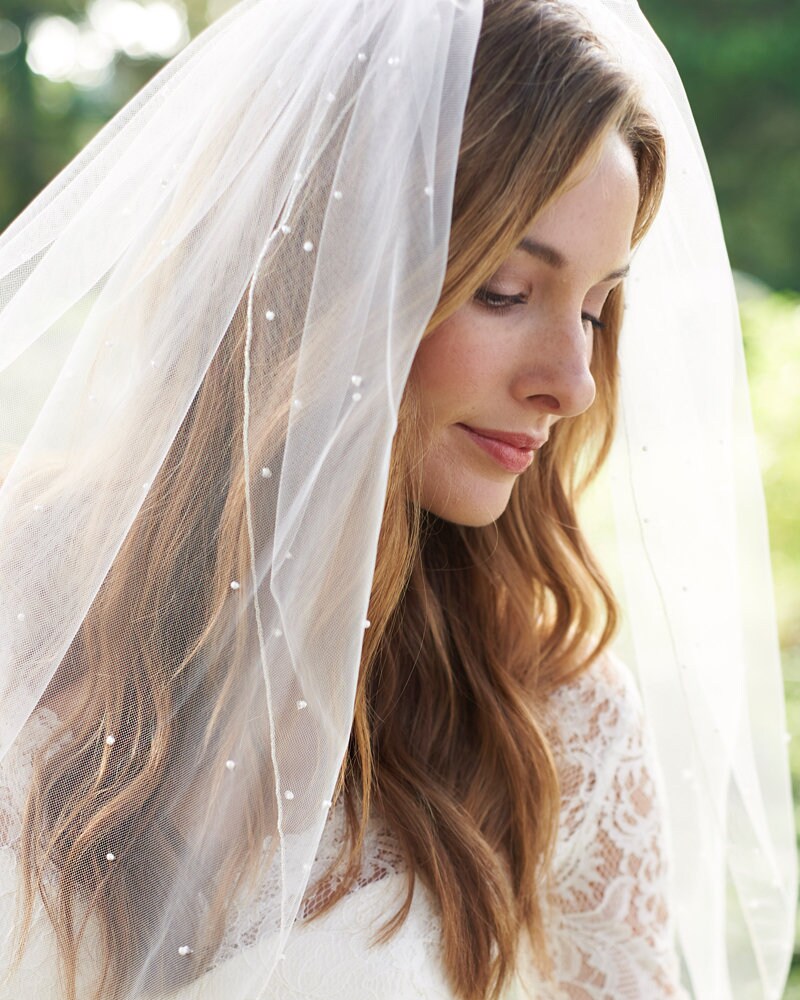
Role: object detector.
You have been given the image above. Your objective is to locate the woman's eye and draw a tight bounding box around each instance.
[582,312,606,333]
[473,287,527,312]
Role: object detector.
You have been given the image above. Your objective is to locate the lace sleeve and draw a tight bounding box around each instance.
[536,654,690,999]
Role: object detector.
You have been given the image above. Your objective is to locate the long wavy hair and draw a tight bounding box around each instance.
[13,2,665,999]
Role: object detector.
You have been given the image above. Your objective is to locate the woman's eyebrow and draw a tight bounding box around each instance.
[517,236,630,281]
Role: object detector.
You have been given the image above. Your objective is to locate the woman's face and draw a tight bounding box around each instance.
[411,129,640,527]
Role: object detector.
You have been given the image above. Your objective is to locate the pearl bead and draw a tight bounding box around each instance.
[265,310,276,321]
[293,398,303,409]
[286,551,293,560]
[16,612,25,622]
[284,789,294,800]
[326,92,335,102]
[296,700,307,710]
[302,240,314,253]
[357,52,367,62]
[33,504,44,511]
[106,852,116,861]
[261,467,273,478]
[350,375,362,386]
[363,619,371,629]
[178,945,193,956]
[351,392,362,402]
[302,862,311,872]
[424,185,433,197]
[225,759,236,770]
[322,799,332,809]
[280,224,292,235]
[273,628,283,638]
[230,580,240,590]
[333,190,343,200]
[143,482,151,491]
[105,735,116,746]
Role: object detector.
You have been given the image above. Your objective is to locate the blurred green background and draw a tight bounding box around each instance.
[1,0,798,991]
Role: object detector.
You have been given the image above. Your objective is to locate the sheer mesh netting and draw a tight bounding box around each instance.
[0,655,689,999]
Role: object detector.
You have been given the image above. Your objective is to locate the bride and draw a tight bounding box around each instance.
[0,0,794,998]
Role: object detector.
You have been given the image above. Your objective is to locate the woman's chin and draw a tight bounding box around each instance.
[420,480,515,527]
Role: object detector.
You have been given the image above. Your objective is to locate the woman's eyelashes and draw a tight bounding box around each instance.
[473,285,605,331]
[473,286,527,313]
[582,311,605,332]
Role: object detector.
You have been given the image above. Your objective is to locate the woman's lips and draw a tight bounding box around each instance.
[457,423,544,474]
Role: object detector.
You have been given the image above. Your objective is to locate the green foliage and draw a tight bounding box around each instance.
[740,289,800,648]
[741,289,800,997]
[2,0,799,291]
[640,0,800,292]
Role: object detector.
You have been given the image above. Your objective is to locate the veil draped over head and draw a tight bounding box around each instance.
[0,0,795,998]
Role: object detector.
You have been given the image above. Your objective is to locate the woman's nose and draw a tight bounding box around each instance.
[511,319,596,419]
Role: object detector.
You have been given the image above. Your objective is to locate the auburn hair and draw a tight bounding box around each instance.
[14,2,665,999]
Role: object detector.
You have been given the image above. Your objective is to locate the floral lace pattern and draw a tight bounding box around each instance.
[0,656,690,999]
[534,653,689,998]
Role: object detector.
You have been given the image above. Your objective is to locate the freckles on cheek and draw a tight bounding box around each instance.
[413,319,489,404]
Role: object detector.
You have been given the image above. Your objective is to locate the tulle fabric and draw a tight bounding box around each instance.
[0,0,794,997]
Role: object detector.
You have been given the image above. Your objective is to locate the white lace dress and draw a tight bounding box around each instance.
[0,654,691,999]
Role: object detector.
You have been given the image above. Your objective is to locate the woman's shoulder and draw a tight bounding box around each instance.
[541,650,653,839]
[543,648,645,753]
